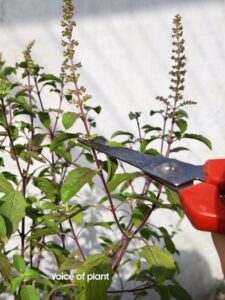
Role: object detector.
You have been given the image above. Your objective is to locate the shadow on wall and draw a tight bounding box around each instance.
[0,0,223,25]
[175,249,220,300]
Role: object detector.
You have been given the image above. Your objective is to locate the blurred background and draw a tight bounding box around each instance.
[0,0,225,299]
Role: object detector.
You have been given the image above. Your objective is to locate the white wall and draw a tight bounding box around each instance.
[0,0,225,299]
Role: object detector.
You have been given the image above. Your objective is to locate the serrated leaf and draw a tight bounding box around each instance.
[8,96,34,117]
[107,156,118,182]
[175,109,188,119]
[33,177,57,201]
[140,246,176,283]
[44,243,69,268]
[74,254,113,300]
[108,172,141,192]
[0,191,26,237]
[85,221,113,230]
[159,227,177,254]
[0,254,12,282]
[29,227,59,240]
[13,255,26,273]
[144,148,160,156]
[10,277,22,293]
[38,111,51,128]
[62,112,79,129]
[55,144,72,162]
[50,132,79,151]
[0,215,6,239]
[170,147,189,153]
[72,212,83,224]
[38,73,61,83]
[165,188,184,218]
[0,173,14,194]
[20,285,40,300]
[132,204,150,227]
[111,131,134,139]
[61,167,96,201]
[156,285,171,300]
[168,284,192,300]
[150,109,164,116]
[176,119,187,134]
[142,124,161,133]
[183,133,212,150]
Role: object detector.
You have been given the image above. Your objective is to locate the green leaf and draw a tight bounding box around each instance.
[20,285,40,300]
[128,111,141,120]
[159,227,177,254]
[44,243,69,268]
[111,131,134,139]
[0,191,26,237]
[0,157,4,167]
[13,255,26,273]
[142,125,161,134]
[72,212,83,224]
[108,172,141,192]
[29,227,59,240]
[170,147,189,153]
[150,109,164,116]
[9,96,34,116]
[140,246,176,283]
[176,119,187,134]
[2,171,18,185]
[144,148,160,156]
[84,105,102,114]
[175,109,188,119]
[10,277,22,293]
[132,204,150,227]
[3,66,16,76]
[140,227,152,240]
[106,141,123,148]
[55,144,72,162]
[0,281,9,293]
[156,285,171,300]
[38,111,51,128]
[183,133,212,150]
[168,284,192,300]
[165,188,184,218]
[74,254,113,300]
[50,132,79,151]
[0,215,6,239]
[84,221,113,230]
[38,73,61,83]
[61,167,96,201]
[62,112,79,129]
[33,177,57,201]
[0,254,12,282]
[107,157,118,182]
[0,173,14,194]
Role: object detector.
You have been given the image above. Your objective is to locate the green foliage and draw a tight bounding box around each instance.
[0,6,210,300]
[62,112,79,129]
[20,285,40,300]
[74,254,113,300]
[140,246,177,283]
[61,166,96,201]
[0,191,26,237]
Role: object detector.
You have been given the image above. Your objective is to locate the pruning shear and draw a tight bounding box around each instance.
[78,137,225,234]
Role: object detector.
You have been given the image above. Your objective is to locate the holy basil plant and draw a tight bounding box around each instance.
[0,1,211,300]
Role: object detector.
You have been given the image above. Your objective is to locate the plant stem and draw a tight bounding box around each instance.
[69,59,126,237]
[69,219,86,261]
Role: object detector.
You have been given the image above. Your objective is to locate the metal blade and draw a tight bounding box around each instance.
[78,137,204,191]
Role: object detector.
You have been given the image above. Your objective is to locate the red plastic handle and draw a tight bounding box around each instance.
[179,183,225,233]
[204,159,225,194]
